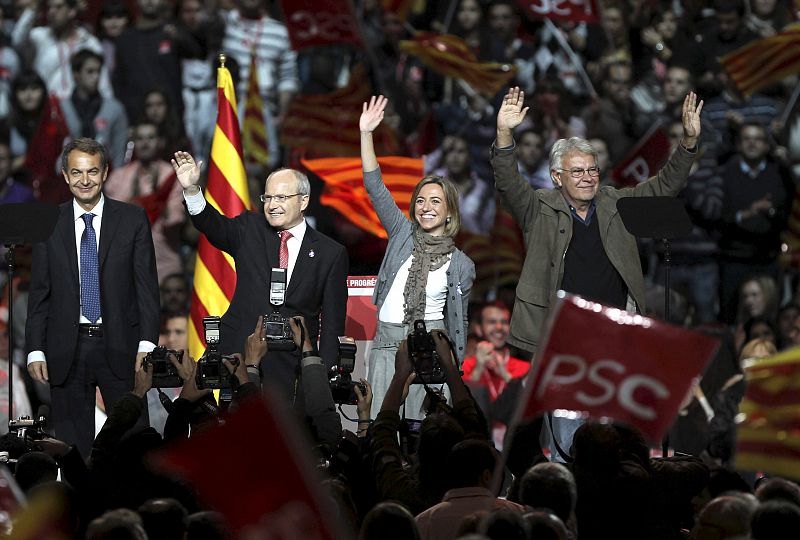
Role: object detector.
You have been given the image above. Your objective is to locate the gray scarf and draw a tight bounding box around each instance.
[402,224,455,326]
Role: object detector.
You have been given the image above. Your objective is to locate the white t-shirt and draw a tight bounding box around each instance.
[379,254,451,324]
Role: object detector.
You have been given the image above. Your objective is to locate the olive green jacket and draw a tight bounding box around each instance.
[491,142,696,353]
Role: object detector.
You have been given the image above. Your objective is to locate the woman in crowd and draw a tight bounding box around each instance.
[359,95,475,419]
[735,275,779,350]
[139,88,191,161]
[7,69,47,174]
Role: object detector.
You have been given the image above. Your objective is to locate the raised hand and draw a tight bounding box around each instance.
[681,92,704,148]
[497,87,529,133]
[245,315,267,365]
[360,95,387,133]
[171,151,202,190]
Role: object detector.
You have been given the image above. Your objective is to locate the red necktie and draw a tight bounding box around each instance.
[279,230,292,269]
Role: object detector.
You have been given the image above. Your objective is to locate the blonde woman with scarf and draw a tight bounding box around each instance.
[360,95,476,420]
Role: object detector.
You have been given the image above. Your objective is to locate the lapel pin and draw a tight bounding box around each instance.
[308,249,315,258]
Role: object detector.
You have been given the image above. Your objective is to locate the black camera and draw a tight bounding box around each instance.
[262,311,296,351]
[197,316,238,389]
[8,416,48,442]
[329,337,366,405]
[407,320,446,385]
[143,346,184,388]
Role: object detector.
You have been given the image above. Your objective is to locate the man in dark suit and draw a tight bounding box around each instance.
[26,138,160,459]
[172,151,348,399]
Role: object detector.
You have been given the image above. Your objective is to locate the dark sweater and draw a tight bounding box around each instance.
[561,210,628,308]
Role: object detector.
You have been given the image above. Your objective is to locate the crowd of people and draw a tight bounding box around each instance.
[1,0,800,538]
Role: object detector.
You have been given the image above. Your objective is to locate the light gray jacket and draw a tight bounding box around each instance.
[364,168,475,360]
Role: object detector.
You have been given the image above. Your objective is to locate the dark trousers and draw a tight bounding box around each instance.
[51,332,146,459]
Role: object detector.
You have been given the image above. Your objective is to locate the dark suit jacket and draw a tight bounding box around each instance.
[190,205,349,375]
[26,198,161,386]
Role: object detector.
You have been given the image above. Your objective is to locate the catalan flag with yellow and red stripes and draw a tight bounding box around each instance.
[721,23,800,97]
[457,209,525,297]
[400,32,517,97]
[243,49,269,167]
[736,349,800,479]
[302,156,422,239]
[280,66,401,157]
[189,60,252,360]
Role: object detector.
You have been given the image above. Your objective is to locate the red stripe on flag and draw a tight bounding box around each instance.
[206,160,248,216]
[738,440,800,461]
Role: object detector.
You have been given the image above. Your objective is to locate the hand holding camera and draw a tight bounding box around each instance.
[223,353,248,386]
[289,315,314,353]
[175,358,212,402]
[133,362,153,398]
[406,321,454,385]
[144,346,185,388]
[245,315,268,366]
[353,378,372,421]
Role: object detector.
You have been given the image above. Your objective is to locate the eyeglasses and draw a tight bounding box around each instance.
[259,193,303,204]
[557,167,601,179]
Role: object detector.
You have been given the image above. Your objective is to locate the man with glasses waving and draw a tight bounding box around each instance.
[491,87,703,460]
[173,153,348,399]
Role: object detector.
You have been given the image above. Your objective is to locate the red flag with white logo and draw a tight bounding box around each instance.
[516,293,718,442]
[516,0,601,23]
[611,122,671,187]
[280,0,362,51]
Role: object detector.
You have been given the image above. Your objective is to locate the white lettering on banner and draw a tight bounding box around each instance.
[289,11,358,42]
[528,0,594,16]
[535,354,585,399]
[618,375,669,420]
[576,360,623,406]
[622,157,650,183]
[536,354,671,420]
[348,277,377,288]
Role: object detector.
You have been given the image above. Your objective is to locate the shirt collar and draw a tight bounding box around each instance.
[73,194,105,222]
[282,218,307,239]
[739,158,766,177]
[566,198,596,225]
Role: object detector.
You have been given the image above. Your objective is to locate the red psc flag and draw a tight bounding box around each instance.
[280,0,362,51]
[517,294,719,442]
[516,0,601,23]
[611,122,671,187]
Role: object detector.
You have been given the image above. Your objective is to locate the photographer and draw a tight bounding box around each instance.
[160,317,265,442]
[286,315,342,451]
[161,352,215,443]
[370,329,490,515]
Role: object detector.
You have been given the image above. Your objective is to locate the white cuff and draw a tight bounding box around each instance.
[27,350,46,366]
[138,341,157,353]
[184,189,207,215]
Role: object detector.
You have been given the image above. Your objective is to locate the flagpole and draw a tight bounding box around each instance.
[778,81,800,139]
[441,0,458,33]
[543,18,597,99]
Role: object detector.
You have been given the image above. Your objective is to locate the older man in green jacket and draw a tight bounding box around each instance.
[491,87,703,459]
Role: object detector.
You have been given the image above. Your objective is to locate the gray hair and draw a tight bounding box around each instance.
[548,137,598,187]
[265,168,311,196]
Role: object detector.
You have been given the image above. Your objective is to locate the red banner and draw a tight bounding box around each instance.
[151,395,343,539]
[611,122,671,187]
[280,0,362,51]
[516,0,601,23]
[517,294,718,442]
